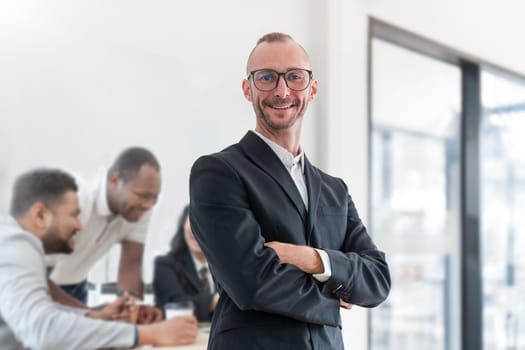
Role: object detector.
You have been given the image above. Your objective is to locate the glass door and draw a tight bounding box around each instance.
[369,38,462,350]
[481,70,525,350]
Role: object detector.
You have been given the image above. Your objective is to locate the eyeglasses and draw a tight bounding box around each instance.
[248,69,313,92]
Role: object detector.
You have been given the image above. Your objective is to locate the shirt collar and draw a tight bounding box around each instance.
[252,130,304,173]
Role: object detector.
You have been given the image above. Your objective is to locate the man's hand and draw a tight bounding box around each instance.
[264,241,324,274]
[137,305,164,324]
[87,294,132,321]
[340,299,353,309]
[137,315,198,346]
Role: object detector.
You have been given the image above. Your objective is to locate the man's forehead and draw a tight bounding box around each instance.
[247,40,310,72]
[124,167,161,193]
[124,165,160,183]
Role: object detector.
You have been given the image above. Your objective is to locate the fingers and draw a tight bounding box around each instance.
[113,293,132,307]
[140,309,155,324]
[154,316,198,346]
[177,316,198,345]
[173,315,198,326]
[137,306,163,324]
[153,308,164,322]
[339,299,353,309]
[112,310,131,321]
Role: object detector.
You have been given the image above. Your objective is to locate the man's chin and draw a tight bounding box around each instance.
[123,209,146,222]
[62,243,74,254]
[260,111,300,131]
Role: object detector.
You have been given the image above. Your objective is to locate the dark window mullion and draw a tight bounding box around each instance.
[460,60,482,350]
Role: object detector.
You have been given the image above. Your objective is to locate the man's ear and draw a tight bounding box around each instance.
[242,79,252,102]
[107,172,121,189]
[30,202,52,231]
[309,78,318,101]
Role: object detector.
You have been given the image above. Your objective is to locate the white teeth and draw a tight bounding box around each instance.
[272,105,293,110]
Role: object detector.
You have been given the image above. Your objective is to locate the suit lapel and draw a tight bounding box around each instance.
[304,156,321,243]
[238,131,307,222]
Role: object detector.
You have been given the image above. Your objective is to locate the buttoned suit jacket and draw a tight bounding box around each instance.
[189,131,390,350]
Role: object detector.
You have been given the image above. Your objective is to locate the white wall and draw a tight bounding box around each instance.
[0,0,323,284]
[2,0,525,349]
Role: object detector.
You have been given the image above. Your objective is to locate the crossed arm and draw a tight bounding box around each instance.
[264,241,353,309]
[190,156,341,326]
[190,155,392,326]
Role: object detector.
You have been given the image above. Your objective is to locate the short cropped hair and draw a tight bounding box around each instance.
[108,146,160,182]
[170,204,190,253]
[10,168,78,218]
[246,32,309,74]
[255,32,294,46]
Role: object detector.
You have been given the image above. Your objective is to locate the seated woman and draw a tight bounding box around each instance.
[153,205,218,322]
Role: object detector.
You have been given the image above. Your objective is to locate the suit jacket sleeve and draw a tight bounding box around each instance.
[153,257,214,322]
[320,183,391,307]
[190,155,340,326]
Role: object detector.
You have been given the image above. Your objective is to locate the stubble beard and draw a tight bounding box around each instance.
[42,226,74,254]
[255,98,307,132]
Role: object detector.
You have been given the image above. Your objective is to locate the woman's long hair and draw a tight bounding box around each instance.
[169,204,190,255]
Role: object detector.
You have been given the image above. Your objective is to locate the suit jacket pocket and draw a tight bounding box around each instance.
[314,205,348,248]
[319,205,347,216]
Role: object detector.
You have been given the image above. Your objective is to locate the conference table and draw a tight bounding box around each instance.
[133,329,209,350]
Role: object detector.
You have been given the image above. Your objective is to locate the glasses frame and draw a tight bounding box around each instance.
[248,68,313,92]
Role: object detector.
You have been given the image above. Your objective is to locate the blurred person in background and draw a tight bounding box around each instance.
[47,146,163,323]
[0,168,198,349]
[153,205,218,322]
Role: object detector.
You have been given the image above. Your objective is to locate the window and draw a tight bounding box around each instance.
[481,70,525,349]
[369,38,461,350]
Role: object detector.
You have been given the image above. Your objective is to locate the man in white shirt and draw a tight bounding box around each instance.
[47,147,162,322]
[0,168,197,349]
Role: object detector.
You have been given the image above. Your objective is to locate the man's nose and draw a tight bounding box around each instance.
[141,198,156,210]
[274,75,290,98]
[76,219,83,231]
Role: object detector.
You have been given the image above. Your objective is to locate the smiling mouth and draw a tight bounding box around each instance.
[265,98,297,111]
[271,105,294,110]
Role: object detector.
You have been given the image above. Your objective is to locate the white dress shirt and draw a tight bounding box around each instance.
[47,170,152,285]
[191,255,215,294]
[0,217,135,350]
[252,130,332,282]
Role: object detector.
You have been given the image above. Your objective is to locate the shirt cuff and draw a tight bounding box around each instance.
[312,249,332,282]
[133,326,139,346]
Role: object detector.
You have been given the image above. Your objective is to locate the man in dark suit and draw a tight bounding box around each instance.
[189,32,391,349]
[153,205,217,322]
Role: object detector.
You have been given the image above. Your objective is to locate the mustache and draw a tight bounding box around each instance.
[264,98,297,106]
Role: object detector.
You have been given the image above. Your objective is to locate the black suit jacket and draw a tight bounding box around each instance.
[190,131,390,349]
[152,241,214,322]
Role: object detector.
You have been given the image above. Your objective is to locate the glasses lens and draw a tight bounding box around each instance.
[252,70,278,91]
[285,70,310,91]
[251,69,312,91]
